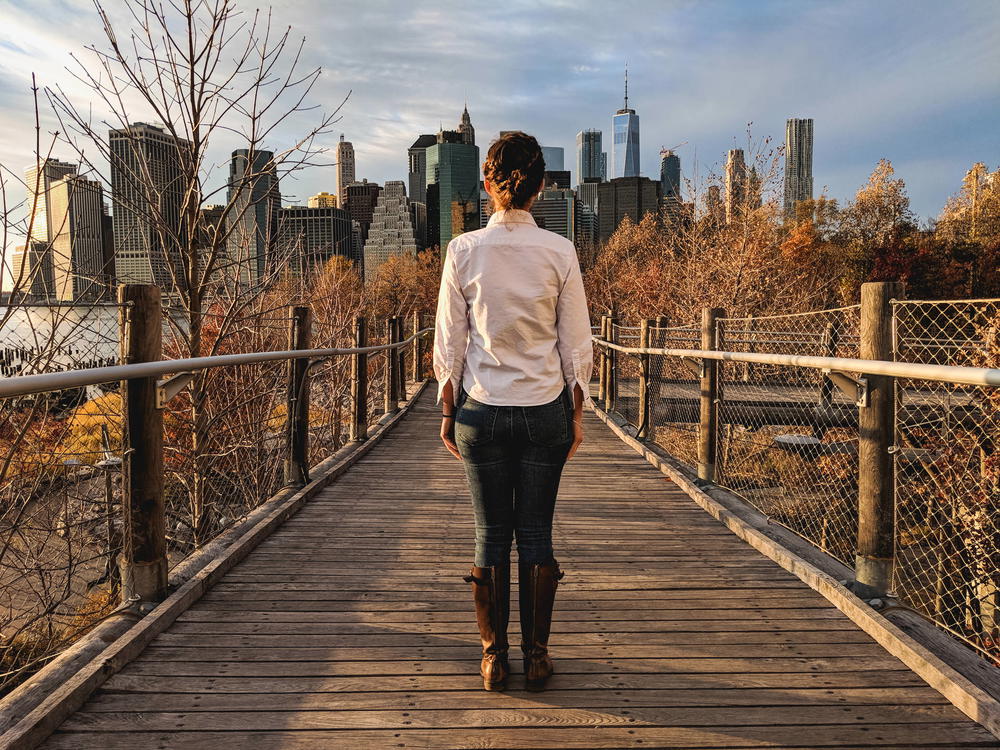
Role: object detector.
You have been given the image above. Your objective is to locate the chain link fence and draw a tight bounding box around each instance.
[716,306,862,565]
[599,297,999,664]
[1,300,431,696]
[0,303,124,695]
[892,299,1000,662]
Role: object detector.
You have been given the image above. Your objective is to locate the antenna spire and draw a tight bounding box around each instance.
[624,63,629,110]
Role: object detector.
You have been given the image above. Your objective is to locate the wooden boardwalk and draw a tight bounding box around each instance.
[39,389,995,748]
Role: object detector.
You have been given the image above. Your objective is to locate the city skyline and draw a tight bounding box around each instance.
[0,1,997,225]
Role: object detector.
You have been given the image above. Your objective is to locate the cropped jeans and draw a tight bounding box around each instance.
[454,385,575,567]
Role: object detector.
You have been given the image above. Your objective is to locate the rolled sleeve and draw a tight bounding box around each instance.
[555,253,594,406]
[432,242,469,404]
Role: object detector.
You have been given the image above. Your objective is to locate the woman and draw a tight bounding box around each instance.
[432,131,594,692]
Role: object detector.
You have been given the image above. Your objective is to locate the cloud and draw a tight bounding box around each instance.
[0,0,997,222]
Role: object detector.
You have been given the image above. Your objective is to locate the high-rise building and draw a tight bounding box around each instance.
[308,192,337,208]
[724,148,747,224]
[335,135,355,208]
[458,105,475,145]
[343,180,381,264]
[362,181,421,282]
[407,134,436,204]
[601,152,608,181]
[783,118,814,218]
[597,176,660,242]
[110,123,189,290]
[20,158,75,299]
[541,146,564,172]
[612,67,640,178]
[48,175,110,301]
[576,129,603,184]
[659,149,681,199]
[277,205,352,275]
[226,149,280,286]
[576,178,600,212]
[531,187,576,242]
[426,124,480,251]
[543,171,572,190]
[25,158,76,247]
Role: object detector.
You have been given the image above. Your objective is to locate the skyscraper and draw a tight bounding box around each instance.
[659,149,681,199]
[612,67,640,178]
[25,158,76,247]
[110,123,189,290]
[426,125,480,251]
[277,204,352,275]
[541,146,564,172]
[724,149,747,225]
[783,118,814,218]
[20,158,75,299]
[226,149,280,285]
[48,174,109,301]
[362,181,421,282]
[576,129,603,183]
[308,192,337,208]
[407,134,436,204]
[597,176,660,242]
[335,135,355,208]
[343,180,382,264]
[458,105,475,145]
[531,187,576,242]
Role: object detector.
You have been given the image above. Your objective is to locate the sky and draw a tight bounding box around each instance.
[0,0,998,222]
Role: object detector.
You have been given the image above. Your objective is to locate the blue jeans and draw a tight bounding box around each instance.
[454,385,574,567]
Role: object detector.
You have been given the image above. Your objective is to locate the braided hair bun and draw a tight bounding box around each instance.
[483,131,545,210]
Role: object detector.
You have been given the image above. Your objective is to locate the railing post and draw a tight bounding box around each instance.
[855,281,903,597]
[396,315,407,401]
[118,283,167,604]
[638,319,651,439]
[385,316,400,415]
[698,307,723,482]
[605,314,618,413]
[351,316,368,441]
[411,310,423,382]
[285,305,311,486]
[598,315,608,403]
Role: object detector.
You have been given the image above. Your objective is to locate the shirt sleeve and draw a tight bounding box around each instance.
[555,251,594,406]
[432,242,469,405]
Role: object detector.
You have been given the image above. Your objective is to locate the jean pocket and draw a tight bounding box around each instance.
[455,397,497,447]
[524,394,570,447]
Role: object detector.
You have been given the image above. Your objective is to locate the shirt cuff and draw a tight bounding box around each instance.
[570,350,594,406]
[435,356,464,405]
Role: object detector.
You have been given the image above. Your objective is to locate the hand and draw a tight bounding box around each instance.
[566,418,584,460]
[441,417,461,460]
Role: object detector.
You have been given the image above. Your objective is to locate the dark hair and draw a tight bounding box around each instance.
[483,131,545,210]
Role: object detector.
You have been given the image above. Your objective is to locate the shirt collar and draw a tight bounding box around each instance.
[486,208,537,228]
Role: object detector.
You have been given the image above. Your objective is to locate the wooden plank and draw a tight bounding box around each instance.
[27,389,996,750]
[40,726,997,750]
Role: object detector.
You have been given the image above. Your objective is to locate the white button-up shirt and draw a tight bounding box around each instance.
[433,208,594,407]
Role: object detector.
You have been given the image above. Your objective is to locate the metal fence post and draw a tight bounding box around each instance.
[855,281,903,597]
[412,310,423,382]
[118,283,167,604]
[638,319,651,439]
[285,305,311,486]
[351,316,368,441]
[396,315,407,401]
[598,315,608,403]
[606,314,618,413]
[698,307,723,482]
[385,317,400,415]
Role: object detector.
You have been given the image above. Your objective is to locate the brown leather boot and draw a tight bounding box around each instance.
[519,559,565,691]
[463,563,511,691]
